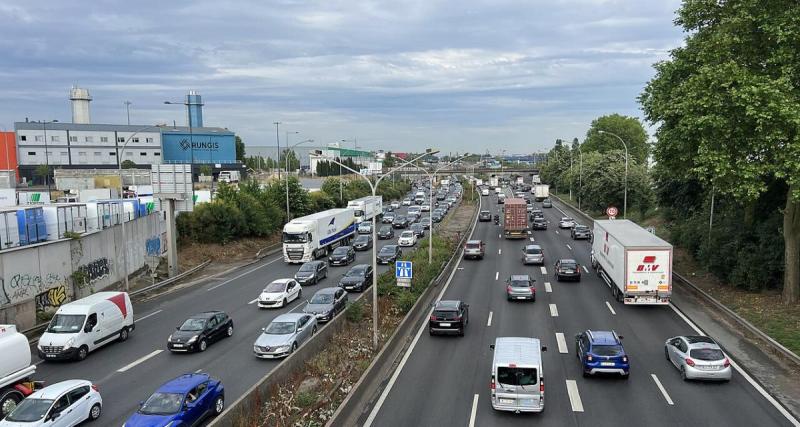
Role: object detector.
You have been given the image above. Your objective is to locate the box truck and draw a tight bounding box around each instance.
[533,184,549,202]
[347,196,383,223]
[503,198,528,238]
[532,175,542,184]
[0,325,43,419]
[282,208,356,263]
[489,176,499,187]
[591,220,673,305]
[218,170,241,183]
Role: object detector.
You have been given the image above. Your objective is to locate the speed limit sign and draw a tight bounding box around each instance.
[606,206,618,219]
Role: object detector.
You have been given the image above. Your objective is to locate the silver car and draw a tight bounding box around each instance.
[665,335,732,381]
[303,287,347,322]
[253,313,317,359]
[522,245,544,265]
[559,217,576,228]
[505,274,536,301]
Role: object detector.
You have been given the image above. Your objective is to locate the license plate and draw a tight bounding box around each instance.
[517,296,527,300]
[601,362,614,366]
[439,322,451,327]
[46,354,55,358]
[499,398,514,404]
[173,344,183,348]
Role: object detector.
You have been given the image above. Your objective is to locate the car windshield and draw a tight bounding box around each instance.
[347,267,367,277]
[466,242,481,249]
[356,236,369,243]
[310,293,334,304]
[5,398,54,422]
[592,344,624,356]
[265,321,296,335]
[690,348,725,361]
[510,279,531,288]
[264,282,287,293]
[282,232,308,243]
[139,392,184,415]
[497,367,537,386]
[401,232,414,237]
[560,262,577,268]
[332,247,348,255]
[380,246,396,255]
[179,318,206,331]
[380,226,391,232]
[525,247,542,254]
[575,226,588,231]
[481,211,490,215]
[433,310,459,320]
[298,263,316,272]
[395,216,406,221]
[46,314,86,333]
[359,223,370,229]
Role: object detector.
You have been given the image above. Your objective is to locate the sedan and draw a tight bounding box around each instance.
[402,198,412,206]
[258,278,302,308]
[428,300,469,336]
[1,380,102,426]
[665,335,732,381]
[410,223,425,238]
[432,212,444,223]
[555,259,581,282]
[542,199,553,208]
[382,212,396,224]
[478,210,492,222]
[377,245,402,264]
[559,217,576,228]
[124,373,224,426]
[353,234,373,251]
[328,246,356,266]
[357,222,373,234]
[390,201,400,209]
[398,230,417,247]
[392,216,410,229]
[571,225,592,240]
[522,245,544,265]
[168,311,234,353]
[294,260,328,286]
[506,275,536,301]
[377,225,395,239]
[420,216,432,229]
[339,264,374,292]
[253,313,317,358]
[531,217,547,230]
[303,287,348,322]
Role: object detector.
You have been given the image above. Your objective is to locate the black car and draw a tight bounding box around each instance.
[294,260,328,285]
[339,264,374,292]
[531,217,548,230]
[393,215,410,229]
[571,225,592,240]
[383,212,396,224]
[378,225,395,239]
[168,311,233,353]
[478,210,492,222]
[530,209,544,220]
[429,300,469,336]
[329,246,356,266]
[377,244,402,264]
[555,259,582,282]
[353,234,373,251]
[420,216,431,229]
[410,223,425,237]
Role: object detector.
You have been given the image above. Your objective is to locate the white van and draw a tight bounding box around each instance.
[490,337,546,413]
[37,292,134,362]
[414,191,426,205]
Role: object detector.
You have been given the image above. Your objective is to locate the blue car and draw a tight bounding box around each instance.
[124,373,224,426]
[575,330,630,378]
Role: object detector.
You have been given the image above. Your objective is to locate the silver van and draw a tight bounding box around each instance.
[490,337,546,413]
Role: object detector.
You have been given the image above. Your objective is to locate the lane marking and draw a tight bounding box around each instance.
[606,301,617,315]
[530,237,535,242]
[195,368,202,373]
[487,311,493,327]
[136,309,163,322]
[669,303,800,425]
[556,332,568,353]
[651,374,674,405]
[555,230,559,234]
[117,350,163,373]
[498,233,501,238]
[468,394,479,427]
[248,298,258,305]
[544,282,552,293]
[498,248,502,255]
[583,265,589,273]
[549,304,559,317]
[540,266,547,275]
[566,380,584,412]
[288,300,306,312]
[495,272,499,281]
[207,256,283,291]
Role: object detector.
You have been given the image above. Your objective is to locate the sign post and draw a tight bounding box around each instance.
[606,206,618,220]
[395,260,413,288]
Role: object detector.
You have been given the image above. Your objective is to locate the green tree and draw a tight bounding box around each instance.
[121,160,137,169]
[190,202,246,244]
[280,149,300,172]
[235,136,246,161]
[264,176,311,219]
[34,164,50,184]
[198,165,212,176]
[639,0,800,304]
[581,114,649,165]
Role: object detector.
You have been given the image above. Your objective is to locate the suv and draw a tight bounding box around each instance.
[575,330,629,378]
[571,224,592,240]
[479,210,492,222]
[382,212,395,224]
[506,275,535,301]
[357,222,373,234]
[555,259,581,282]
[428,300,469,336]
[463,240,486,260]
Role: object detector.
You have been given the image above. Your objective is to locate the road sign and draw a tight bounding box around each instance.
[395,261,413,279]
[606,206,618,219]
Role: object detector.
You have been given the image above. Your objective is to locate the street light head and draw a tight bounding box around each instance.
[598,130,607,134]
[311,149,324,156]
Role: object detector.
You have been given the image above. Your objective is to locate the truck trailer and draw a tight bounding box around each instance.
[503,198,528,238]
[0,325,42,419]
[533,184,549,202]
[282,208,356,263]
[347,196,383,223]
[590,220,673,305]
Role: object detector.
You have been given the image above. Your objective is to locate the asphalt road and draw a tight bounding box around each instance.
[366,190,798,427]
[31,193,458,426]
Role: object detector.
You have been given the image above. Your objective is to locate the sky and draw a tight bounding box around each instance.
[0,0,684,154]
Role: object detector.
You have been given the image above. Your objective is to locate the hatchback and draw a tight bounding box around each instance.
[253,313,317,359]
[353,234,373,251]
[575,330,629,378]
[377,225,395,239]
[410,223,425,238]
[555,259,581,282]
[377,245,402,264]
[357,222,373,234]
[428,300,469,336]
[479,210,492,222]
[571,225,592,240]
[522,245,544,265]
[0,380,102,427]
[303,287,348,322]
[542,199,552,208]
[382,212,395,224]
[665,335,732,381]
[506,275,536,301]
[168,311,234,353]
[294,260,328,286]
[559,217,576,228]
[392,216,409,229]
[124,373,224,426]
[398,231,417,247]
[328,246,356,266]
[258,278,302,308]
[531,217,547,230]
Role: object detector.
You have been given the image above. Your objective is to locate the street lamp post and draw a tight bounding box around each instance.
[317,150,437,350]
[598,130,629,219]
[273,122,281,179]
[285,139,313,220]
[36,120,58,192]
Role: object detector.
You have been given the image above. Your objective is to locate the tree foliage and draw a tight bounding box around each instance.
[120,160,137,169]
[235,136,246,161]
[581,114,650,165]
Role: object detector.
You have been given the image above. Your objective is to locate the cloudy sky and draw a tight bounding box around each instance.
[0,0,683,154]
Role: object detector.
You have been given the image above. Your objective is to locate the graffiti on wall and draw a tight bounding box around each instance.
[77,258,111,288]
[0,273,67,307]
[35,285,67,312]
[146,236,161,257]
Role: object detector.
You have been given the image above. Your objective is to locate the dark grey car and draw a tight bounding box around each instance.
[378,225,395,239]
[303,287,348,322]
[328,246,356,266]
[339,264,374,292]
[377,245,402,264]
[353,234,373,251]
[294,260,328,286]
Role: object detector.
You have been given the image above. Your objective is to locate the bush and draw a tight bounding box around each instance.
[346,300,365,323]
[190,202,246,244]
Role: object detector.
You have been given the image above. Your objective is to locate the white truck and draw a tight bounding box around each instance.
[475,179,484,187]
[489,176,499,187]
[591,220,673,305]
[533,184,549,201]
[0,325,41,419]
[347,196,383,224]
[439,179,450,187]
[532,175,542,184]
[218,170,241,183]
[282,208,356,263]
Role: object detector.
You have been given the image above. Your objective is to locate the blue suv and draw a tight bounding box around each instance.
[575,330,629,378]
[124,373,225,426]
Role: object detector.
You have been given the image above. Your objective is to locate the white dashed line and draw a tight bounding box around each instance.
[556,332,568,353]
[549,304,559,317]
[498,248,502,255]
[495,272,499,280]
[468,394,480,427]
[487,311,493,327]
[136,309,163,322]
[545,282,552,293]
[530,237,535,242]
[566,244,572,251]
[498,233,501,238]
[540,266,547,275]
[606,301,616,315]
[555,230,559,234]
[566,380,584,412]
[248,298,258,305]
[117,350,163,373]
[651,374,674,405]
[583,265,589,273]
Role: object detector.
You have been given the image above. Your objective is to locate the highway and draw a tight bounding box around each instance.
[29,195,458,426]
[365,190,798,427]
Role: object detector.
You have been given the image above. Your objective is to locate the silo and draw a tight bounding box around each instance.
[70,86,92,124]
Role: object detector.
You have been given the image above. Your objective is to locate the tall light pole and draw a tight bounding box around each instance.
[273,122,281,179]
[316,150,437,350]
[598,130,629,219]
[285,139,313,220]
[285,131,299,175]
[124,101,132,125]
[36,120,58,192]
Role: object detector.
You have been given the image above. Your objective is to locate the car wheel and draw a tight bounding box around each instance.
[312,326,317,335]
[199,339,208,352]
[459,328,465,337]
[664,347,670,361]
[314,276,318,285]
[282,298,288,308]
[88,403,101,421]
[213,395,225,415]
[118,327,129,342]
[680,366,689,381]
[429,328,435,336]
[582,370,590,378]
[226,325,234,337]
[622,372,630,380]
[76,345,89,361]
[0,390,23,420]
[291,342,298,353]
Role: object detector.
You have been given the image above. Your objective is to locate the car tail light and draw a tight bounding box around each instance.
[506,286,513,293]
[529,286,536,293]
[586,354,593,361]
[540,380,544,393]
[430,315,437,321]
[685,357,695,367]
[723,358,730,367]
[490,377,496,390]
[453,316,462,322]
[91,384,99,392]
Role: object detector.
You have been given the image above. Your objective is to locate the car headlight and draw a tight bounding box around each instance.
[63,337,75,350]
[276,345,290,351]
[167,335,173,343]
[187,335,198,344]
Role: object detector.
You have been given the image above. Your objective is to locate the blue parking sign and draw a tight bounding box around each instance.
[395,261,413,279]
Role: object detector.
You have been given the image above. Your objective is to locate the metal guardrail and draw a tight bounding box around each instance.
[550,194,800,367]
[130,259,212,297]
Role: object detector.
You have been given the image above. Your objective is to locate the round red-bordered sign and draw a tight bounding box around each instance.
[606,206,618,217]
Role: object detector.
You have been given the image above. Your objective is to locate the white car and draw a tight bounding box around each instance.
[402,199,412,206]
[398,231,417,247]
[481,188,490,196]
[258,279,302,308]
[390,201,400,209]
[0,380,102,426]
[559,217,576,229]
[421,204,431,212]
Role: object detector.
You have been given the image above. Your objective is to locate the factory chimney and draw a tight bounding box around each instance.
[69,86,92,124]
[185,90,204,128]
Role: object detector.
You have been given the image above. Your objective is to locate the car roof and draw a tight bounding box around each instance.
[510,274,531,281]
[561,217,573,220]
[435,300,461,310]
[304,260,324,266]
[333,245,351,250]
[270,278,294,285]
[31,380,92,399]
[188,311,223,320]
[273,313,310,323]
[467,239,482,244]
[588,330,620,345]
[355,234,370,239]
[684,335,718,345]
[382,244,398,249]
[559,259,577,264]
[401,230,414,235]
[524,245,542,250]
[157,373,212,394]
[492,337,542,366]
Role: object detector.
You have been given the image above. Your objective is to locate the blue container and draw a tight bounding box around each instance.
[17,207,45,245]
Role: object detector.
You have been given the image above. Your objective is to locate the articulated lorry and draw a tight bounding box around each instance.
[347,196,383,223]
[533,184,549,202]
[283,208,356,263]
[0,325,42,419]
[503,198,528,239]
[591,220,673,305]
